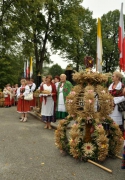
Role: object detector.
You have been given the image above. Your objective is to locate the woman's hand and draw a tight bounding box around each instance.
[19,94,23,99]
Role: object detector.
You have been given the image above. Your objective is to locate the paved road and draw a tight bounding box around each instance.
[0,107,125,180]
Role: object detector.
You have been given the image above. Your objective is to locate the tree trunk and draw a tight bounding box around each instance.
[33,32,40,75]
[76,57,79,72]
[34,10,52,76]
[39,11,52,73]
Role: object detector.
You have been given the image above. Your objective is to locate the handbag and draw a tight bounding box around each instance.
[24,92,33,101]
[117,101,125,112]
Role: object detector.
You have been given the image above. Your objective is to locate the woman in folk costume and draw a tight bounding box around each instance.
[108,71,125,129]
[40,75,56,129]
[29,79,36,108]
[56,74,73,119]
[17,79,30,122]
[3,84,13,107]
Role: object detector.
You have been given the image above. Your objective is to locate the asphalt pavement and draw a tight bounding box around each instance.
[0,106,125,180]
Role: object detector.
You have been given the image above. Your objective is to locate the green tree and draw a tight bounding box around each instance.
[0,0,86,89]
[1,0,83,76]
[48,64,64,78]
[101,10,124,72]
[0,54,23,89]
[0,0,26,88]
[55,8,97,71]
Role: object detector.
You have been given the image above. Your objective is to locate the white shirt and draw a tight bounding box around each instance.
[17,85,30,98]
[29,83,36,92]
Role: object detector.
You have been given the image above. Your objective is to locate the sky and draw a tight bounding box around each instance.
[50,0,125,69]
[82,0,125,18]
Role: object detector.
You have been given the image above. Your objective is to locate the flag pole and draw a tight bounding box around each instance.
[96,53,97,72]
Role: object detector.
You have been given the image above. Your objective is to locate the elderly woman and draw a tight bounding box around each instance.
[56,74,73,119]
[17,79,30,122]
[108,71,125,129]
[40,75,56,129]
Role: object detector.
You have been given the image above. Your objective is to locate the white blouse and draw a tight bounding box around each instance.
[17,85,30,98]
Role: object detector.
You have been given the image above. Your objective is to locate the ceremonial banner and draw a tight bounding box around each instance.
[30,56,33,78]
[118,3,125,71]
[96,18,103,73]
[26,60,30,79]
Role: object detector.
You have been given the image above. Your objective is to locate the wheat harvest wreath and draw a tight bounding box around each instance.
[55,70,124,173]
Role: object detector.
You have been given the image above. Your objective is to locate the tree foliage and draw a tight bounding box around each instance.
[0,54,23,89]
[1,0,83,74]
[48,64,64,78]
[101,10,121,72]
[57,8,97,71]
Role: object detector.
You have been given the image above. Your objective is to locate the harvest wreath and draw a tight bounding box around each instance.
[55,69,123,173]
[55,114,123,162]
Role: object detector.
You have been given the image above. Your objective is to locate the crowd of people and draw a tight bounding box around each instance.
[39,74,73,129]
[2,74,73,129]
[2,71,125,132]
